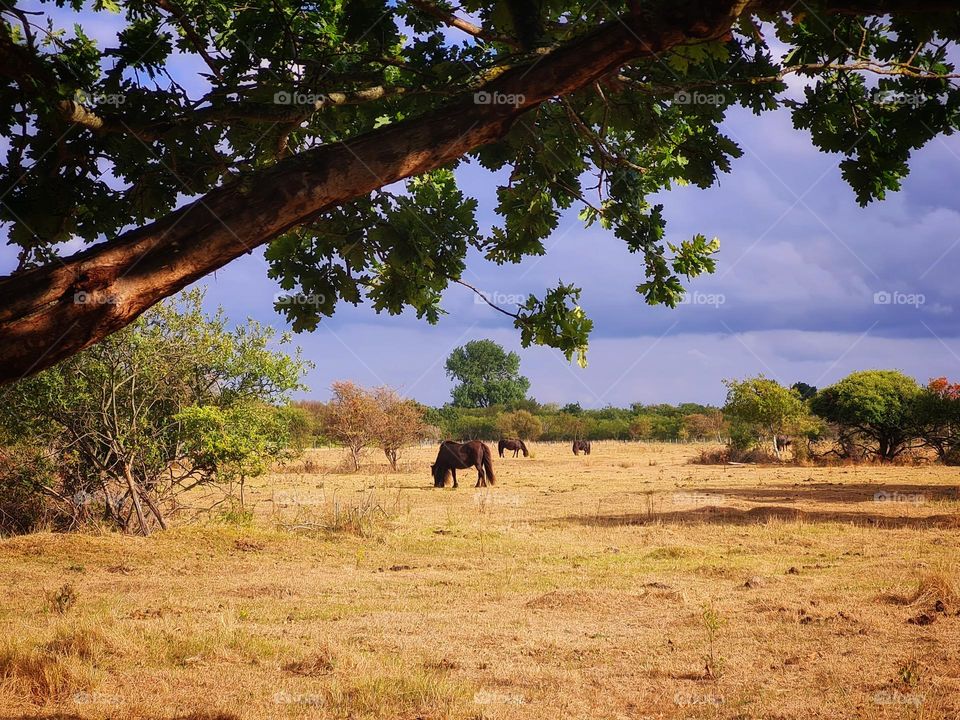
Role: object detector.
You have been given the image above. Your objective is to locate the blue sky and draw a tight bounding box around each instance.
[4,6,960,406]
[193,103,960,406]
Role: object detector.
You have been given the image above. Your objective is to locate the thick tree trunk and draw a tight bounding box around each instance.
[0,0,939,383]
[123,465,150,536]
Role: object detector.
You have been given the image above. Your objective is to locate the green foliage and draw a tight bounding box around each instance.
[0,290,308,534]
[176,402,294,483]
[280,404,315,452]
[723,376,812,453]
[496,410,543,440]
[728,422,757,452]
[0,444,61,534]
[6,3,958,361]
[427,401,722,442]
[811,370,922,461]
[445,340,530,408]
[700,603,726,680]
[791,382,818,401]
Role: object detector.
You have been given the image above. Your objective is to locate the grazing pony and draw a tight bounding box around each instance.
[498,439,529,458]
[572,440,591,456]
[431,440,496,488]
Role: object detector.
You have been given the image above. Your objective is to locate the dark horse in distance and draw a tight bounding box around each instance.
[498,439,529,458]
[431,440,496,488]
[572,440,591,456]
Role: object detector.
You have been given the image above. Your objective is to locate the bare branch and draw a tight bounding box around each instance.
[407,0,523,49]
[454,279,524,320]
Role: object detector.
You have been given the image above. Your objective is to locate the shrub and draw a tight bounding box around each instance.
[0,445,67,535]
[0,290,308,535]
[322,383,425,471]
[496,410,543,440]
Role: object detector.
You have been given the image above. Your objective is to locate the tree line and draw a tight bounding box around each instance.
[3,302,956,539]
[721,371,960,464]
[295,397,727,446]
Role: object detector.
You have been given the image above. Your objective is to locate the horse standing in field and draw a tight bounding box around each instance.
[774,435,793,453]
[572,440,591,456]
[498,439,528,458]
[431,440,496,488]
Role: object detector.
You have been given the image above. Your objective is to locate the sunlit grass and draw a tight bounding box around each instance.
[0,442,958,718]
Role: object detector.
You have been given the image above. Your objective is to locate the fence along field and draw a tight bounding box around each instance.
[1,441,958,719]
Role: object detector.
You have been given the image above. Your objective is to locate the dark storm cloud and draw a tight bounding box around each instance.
[132,101,960,405]
[451,107,960,345]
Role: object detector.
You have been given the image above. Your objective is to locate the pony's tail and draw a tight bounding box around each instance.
[482,444,496,485]
[520,440,528,457]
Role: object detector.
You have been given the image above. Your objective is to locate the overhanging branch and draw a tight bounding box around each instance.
[0,0,955,384]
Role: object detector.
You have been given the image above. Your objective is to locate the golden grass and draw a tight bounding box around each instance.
[1,441,959,719]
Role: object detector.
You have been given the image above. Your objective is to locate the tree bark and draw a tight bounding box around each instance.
[0,2,751,383]
[139,488,168,531]
[0,0,946,383]
[123,465,150,536]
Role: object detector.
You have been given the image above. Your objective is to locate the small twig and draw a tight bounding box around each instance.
[453,278,525,321]
[406,0,522,50]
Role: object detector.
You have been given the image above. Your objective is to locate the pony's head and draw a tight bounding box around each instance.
[520,440,529,457]
[431,463,452,487]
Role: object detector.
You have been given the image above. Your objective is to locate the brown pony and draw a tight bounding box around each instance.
[498,439,528,458]
[572,440,591,456]
[431,440,496,488]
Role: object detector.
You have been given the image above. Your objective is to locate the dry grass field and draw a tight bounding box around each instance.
[1,441,959,720]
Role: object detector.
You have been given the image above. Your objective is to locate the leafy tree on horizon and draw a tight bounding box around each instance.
[2,2,960,383]
[445,340,530,408]
[723,376,812,456]
[811,370,923,462]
